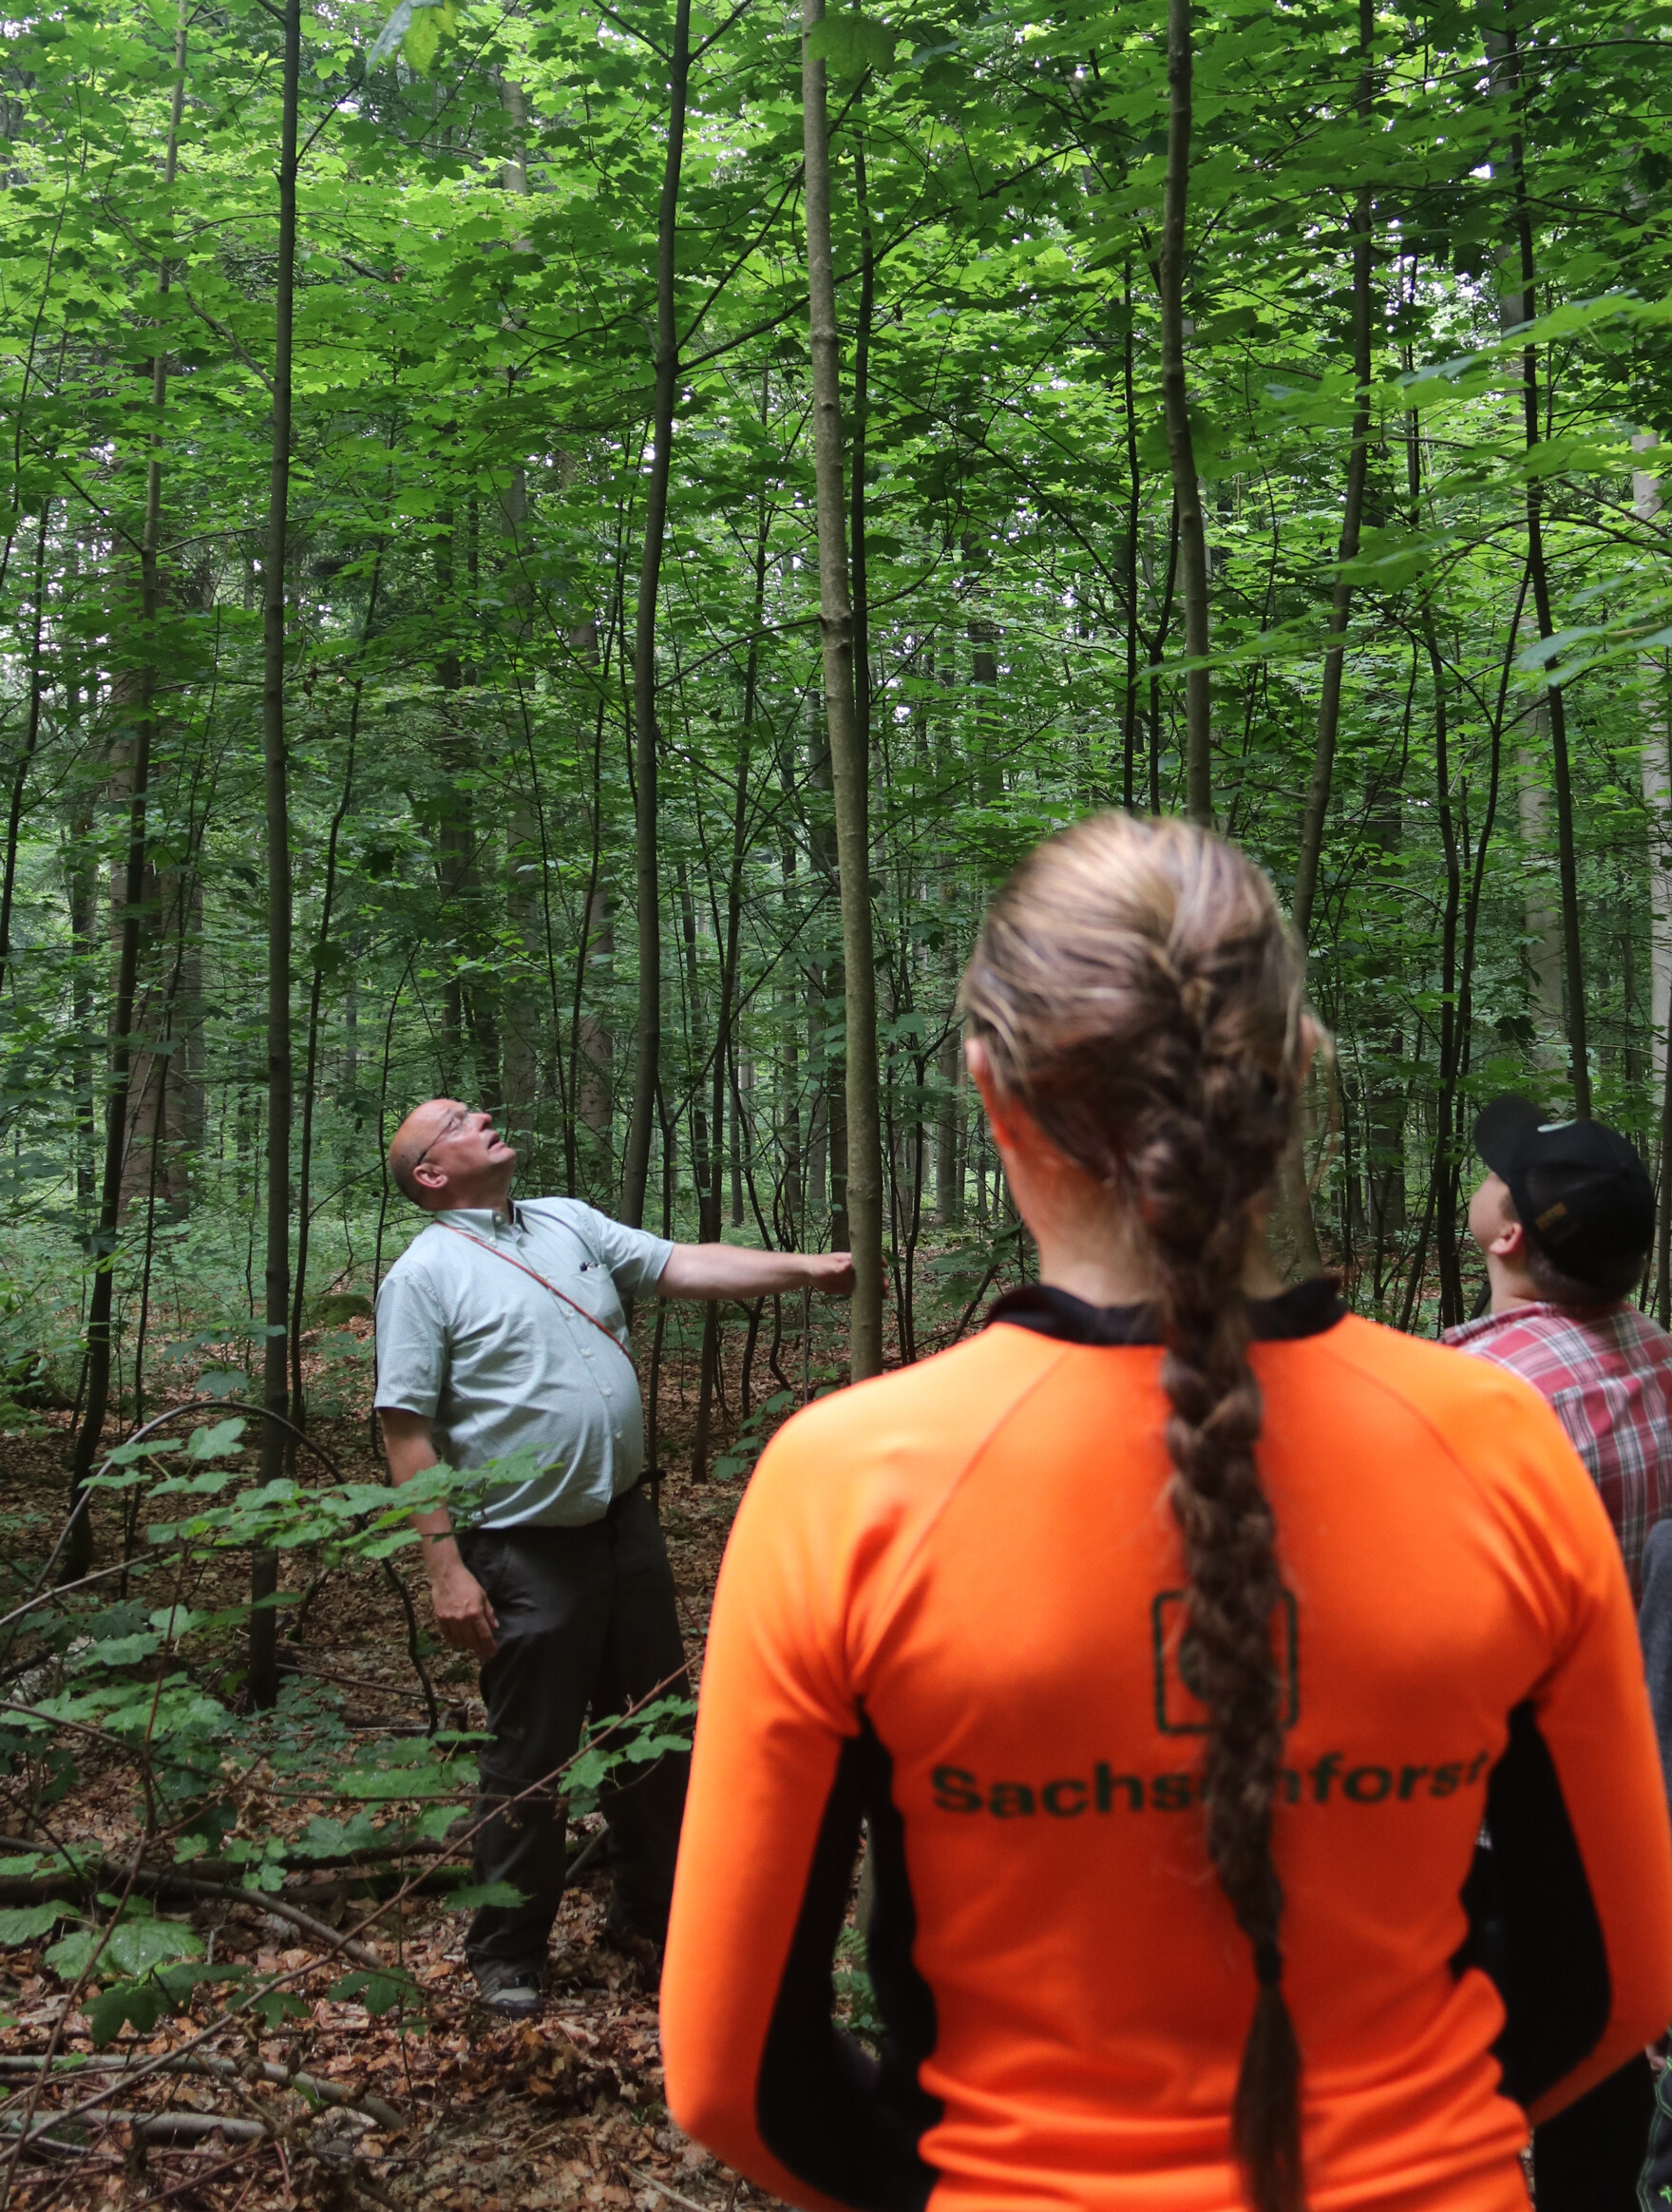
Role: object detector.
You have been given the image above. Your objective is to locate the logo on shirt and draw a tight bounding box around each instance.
[1151,1589,1300,1734]
[928,1748,1492,1818]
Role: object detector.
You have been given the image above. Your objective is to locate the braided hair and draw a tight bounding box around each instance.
[960,814,1310,2212]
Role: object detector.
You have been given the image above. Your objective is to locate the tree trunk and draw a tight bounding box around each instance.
[1631,437,1672,1319]
[68,811,98,1212]
[1499,3,1588,1113]
[292,563,380,1428]
[567,614,614,1200]
[499,78,542,1155]
[251,0,302,1707]
[620,0,692,1230]
[1635,437,1670,1091]
[1158,0,1211,825]
[66,0,188,1574]
[936,1021,963,1227]
[1120,257,1143,810]
[802,0,884,1377]
[0,505,50,1003]
[1291,0,1375,942]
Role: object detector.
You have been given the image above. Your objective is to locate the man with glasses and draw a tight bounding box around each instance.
[375,1097,852,2018]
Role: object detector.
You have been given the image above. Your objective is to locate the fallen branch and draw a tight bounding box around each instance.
[2,2106,267,2144]
[0,1833,467,1907]
[0,2051,402,2130]
[150,1871,383,1969]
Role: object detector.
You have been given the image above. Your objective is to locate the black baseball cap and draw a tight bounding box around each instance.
[1473,1095,1656,1287]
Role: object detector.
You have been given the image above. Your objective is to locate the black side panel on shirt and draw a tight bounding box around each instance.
[756,1711,942,2212]
[986,1275,1345,1346]
[1454,1699,1610,2107]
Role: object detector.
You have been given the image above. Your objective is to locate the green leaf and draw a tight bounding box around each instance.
[44,1927,98,1980]
[185,1418,247,1460]
[87,1978,164,2043]
[338,1764,460,1800]
[329,1966,420,2016]
[195,1370,248,1402]
[806,11,898,77]
[88,1961,247,2042]
[248,1986,311,2030]
[289,1811,384,1860]
[446,1879,528,1911]
[104,1915,204,1978]
[47,1913,203,1985]
[0,1901,75,1944]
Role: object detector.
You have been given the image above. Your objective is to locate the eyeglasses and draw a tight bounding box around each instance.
[409,1109,467,1177]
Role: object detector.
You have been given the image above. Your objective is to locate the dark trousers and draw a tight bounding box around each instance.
[1529,2051,1656,2210]
[456,1485,690,1971]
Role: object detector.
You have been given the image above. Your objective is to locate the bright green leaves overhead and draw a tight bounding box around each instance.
[366,0,461,75]
[805,10,900,77]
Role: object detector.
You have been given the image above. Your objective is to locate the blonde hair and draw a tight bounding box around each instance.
[960,813,1311,2212]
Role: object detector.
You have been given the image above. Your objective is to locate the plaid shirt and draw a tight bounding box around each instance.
[1445,1301,1672,1600]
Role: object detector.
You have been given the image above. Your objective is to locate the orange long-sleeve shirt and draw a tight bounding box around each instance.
[660,1284,1672,2212]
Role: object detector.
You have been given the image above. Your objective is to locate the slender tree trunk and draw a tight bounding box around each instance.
[1158,0,1211,824]
[1425,621,1465,1324]
[68,821,97,1211]
[567,606,615,1199]
[291,559,381,1428]
[1636,436,1671,1103]
[1499,4,1588,1113]
[1148,500,1179,812]
[852,133,874,763]
[0,505,50,1001]
[1292,0,1375,941]
[251,0,302,1706]
[620,0,693,1230]
[1631,435,1672,1317]
[936,1003,963,1226]
[802,0,884,1377]
[1120,258,1143,810]
[695,448,770,1470]
[66,1,188,1574]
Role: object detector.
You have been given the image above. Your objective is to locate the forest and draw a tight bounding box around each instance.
[0,0,1668,2193]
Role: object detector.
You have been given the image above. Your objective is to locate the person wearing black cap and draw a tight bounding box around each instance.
[1446,1095,1668,1598]
[1447,1095,1672,2212]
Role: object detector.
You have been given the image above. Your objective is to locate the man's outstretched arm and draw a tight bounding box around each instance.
[656,1245,854,1302]
[381,1408,500,1662]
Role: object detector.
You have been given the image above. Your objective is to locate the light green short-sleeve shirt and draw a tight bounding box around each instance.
[373,1197,674,1529]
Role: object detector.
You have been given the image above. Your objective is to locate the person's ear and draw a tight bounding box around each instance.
[965,1037,1025,1154]
[1475,1184,1527,1262]
[1487,1213,1530,1264]
[413,1157,448,1196]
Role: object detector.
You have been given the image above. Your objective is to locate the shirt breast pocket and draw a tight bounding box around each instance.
[579,1267,627,1340]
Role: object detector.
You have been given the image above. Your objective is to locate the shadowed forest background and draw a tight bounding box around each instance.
[0,0,1668,2195]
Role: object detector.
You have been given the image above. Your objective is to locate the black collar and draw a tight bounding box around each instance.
[987,1276,1346,1347]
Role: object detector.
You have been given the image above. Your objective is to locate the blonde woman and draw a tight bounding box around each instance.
[660,816,1672,2212]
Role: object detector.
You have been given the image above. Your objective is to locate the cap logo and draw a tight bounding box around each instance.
[1535,1201,1569,1230]
[1537,1119,1575,1134]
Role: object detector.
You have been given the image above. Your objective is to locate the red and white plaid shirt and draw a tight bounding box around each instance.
[1445,1301,1672,1600]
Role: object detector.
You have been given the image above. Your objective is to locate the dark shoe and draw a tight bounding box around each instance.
[473,1960,544,2019]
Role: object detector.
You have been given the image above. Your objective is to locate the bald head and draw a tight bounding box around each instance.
[389,1099,517,1211]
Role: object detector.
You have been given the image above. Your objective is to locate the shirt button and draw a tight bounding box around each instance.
[602,1385,612,1398]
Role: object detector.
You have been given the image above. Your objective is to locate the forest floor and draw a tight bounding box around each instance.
[0,1324,813,2212]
